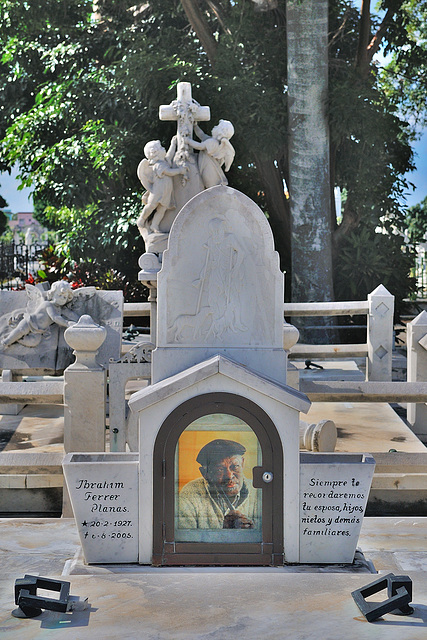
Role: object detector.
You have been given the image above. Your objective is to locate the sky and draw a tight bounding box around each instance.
[1,164,33,213]
[406,131,427,207]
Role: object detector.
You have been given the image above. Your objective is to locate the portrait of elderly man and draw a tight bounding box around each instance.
[178,438,259,530]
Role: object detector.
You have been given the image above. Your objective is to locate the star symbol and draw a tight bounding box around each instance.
[81,520,88,527]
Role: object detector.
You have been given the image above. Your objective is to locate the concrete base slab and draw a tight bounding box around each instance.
[1,517,427,638]
[4,572,427,640]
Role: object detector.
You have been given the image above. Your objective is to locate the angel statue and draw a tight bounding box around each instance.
[0,281,80,349]
[184,119,235,189]
[136,136,188,235]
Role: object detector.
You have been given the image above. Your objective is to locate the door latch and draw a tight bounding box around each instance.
[252,466,274,488]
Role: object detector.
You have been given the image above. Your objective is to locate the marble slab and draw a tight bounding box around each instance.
[299,452,375,563]
[63,453,139,563]
[157,186,283,350]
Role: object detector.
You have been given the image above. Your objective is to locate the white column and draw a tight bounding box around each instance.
[367,284,394,381]
[63,315,107,453]
[62,315,107,516]
[407,311,427,436]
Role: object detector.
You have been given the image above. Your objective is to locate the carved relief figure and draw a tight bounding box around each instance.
[136,137,188,234]
[0,281,79,349]
[185,120,235,188]
[199,217,248,339]
[169,215,250,343]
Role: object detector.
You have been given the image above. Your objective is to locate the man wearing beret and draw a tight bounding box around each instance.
[178,439,258,530]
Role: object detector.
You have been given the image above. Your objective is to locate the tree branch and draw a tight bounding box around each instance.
[328,8,351,50]
[355,1,402,74]
[206,0,231,35]
[180,0,218,68]
[355,0,371,76]
[253,151,291,273]
[366,6,396,63]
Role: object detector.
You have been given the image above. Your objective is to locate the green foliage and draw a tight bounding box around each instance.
[0,0,425,307]
[33,244,148,302]
[329,3,416,233]
[0,210,6,236]
[0,0,288,288]
[405,196,427,244]
[334,226,416,317]
[379,0,427,128]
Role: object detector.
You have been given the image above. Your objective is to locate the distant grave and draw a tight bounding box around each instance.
[0,284,123,375]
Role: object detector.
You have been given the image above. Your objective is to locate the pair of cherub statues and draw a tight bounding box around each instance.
[136,120,234,235]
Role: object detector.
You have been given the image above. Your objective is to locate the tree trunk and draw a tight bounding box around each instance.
[286,0,335,341]
[253,152,291,277]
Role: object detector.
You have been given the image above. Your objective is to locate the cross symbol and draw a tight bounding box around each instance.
[159,82,210,167]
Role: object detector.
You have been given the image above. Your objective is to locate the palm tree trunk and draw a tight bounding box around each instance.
[287,0,335,341]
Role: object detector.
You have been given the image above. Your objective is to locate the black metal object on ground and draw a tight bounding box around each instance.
[351,572,414,622]
[304,359,324,370]
[13,574,70,618]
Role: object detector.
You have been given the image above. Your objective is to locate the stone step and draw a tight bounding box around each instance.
[0,452,63,514]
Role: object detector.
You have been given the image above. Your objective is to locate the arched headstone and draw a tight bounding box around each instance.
[154,185,286,382]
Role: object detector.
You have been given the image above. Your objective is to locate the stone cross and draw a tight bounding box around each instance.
[159,82,210,168]
[158,82,210,211]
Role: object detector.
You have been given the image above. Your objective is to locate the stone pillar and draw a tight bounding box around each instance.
[283,321,300,389]
[407,311,427,436]
[0,370,24,415]
[367,285,394,381]
[148,285,157,347]
[138,252,159,348]
[63,315,107,453]
[62,315,107,516]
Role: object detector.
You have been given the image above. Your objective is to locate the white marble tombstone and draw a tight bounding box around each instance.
[152,185,288,385]
[63,453,139,563]
[299,453,376,563]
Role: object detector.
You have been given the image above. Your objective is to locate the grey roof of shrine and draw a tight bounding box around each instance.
[128,354,311,414]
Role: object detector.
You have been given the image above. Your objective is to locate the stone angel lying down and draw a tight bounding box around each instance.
[136,136,188,234]
[0,281,81,349]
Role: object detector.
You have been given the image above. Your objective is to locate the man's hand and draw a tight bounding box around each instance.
[223,510,254,529]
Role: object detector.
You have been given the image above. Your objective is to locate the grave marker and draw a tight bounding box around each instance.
[63,453,139,563]
[299,453,375,563]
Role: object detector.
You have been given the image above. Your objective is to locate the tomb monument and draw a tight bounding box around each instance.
[0,284,123,376]
[64,82,375,566]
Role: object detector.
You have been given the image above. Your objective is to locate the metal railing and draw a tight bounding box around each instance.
[415,255,427,299]
[0,241,47,290]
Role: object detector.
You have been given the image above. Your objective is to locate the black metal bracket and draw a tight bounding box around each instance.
[351,573,414,622]
[13,575,71,619]
[304,360,324,370]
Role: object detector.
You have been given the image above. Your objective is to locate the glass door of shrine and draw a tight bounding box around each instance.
[153,393,283,566]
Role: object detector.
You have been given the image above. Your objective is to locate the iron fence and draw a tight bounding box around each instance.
[0,241,47,290]
[414,249,427,299]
